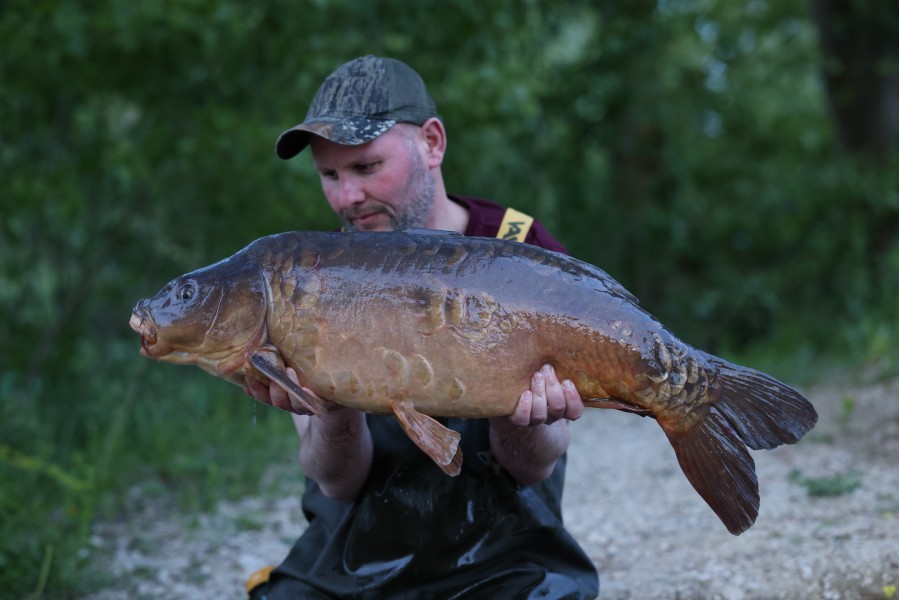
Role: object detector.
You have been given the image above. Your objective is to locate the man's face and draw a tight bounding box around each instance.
[310,125,436,232]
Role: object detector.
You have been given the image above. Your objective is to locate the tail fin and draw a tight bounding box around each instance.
[666,356,818,535]
[707,356,818,450]
[665,409,758,534]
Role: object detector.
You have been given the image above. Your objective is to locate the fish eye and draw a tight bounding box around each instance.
[177,283,196,301]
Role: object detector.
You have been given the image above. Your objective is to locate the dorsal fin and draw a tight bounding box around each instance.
[401,228,461,236]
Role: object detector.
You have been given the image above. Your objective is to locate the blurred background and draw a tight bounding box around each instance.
[1,0,897,596]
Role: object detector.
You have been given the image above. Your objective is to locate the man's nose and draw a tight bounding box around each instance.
[336,176,365,209]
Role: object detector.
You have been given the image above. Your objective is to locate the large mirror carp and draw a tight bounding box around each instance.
[129,229,817,535]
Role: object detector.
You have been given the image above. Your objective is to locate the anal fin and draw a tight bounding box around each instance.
[249,352,327,417]
[392,401,463,476]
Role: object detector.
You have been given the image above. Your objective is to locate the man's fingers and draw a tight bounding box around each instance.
[510,390,533,427]
[245,377,271,404]
[542,365,567,424]
[509,365,583,428]
[246,367,306,413]
[284,369,332,415]
[562,380,584,421]
[268,384,292,411]
[529,370,548,425]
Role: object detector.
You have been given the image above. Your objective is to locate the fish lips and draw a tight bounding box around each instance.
[129,309,161,357]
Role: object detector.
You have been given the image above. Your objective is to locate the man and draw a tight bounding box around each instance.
[245,55,599,599]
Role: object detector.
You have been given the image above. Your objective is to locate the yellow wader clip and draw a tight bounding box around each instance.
[246,565,275,597]
[496,207,534,242]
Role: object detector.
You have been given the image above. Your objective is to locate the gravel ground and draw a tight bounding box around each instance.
[87,376,899,600]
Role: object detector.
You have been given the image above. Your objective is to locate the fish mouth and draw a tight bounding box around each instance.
[129,311,159,357]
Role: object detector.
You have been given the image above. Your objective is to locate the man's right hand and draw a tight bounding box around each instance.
[244,368,342,415]
[245,367,373,500]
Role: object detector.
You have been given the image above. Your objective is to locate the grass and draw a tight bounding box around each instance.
[234,514,266,533]
[789,469,863,498]
[0,339,298,598]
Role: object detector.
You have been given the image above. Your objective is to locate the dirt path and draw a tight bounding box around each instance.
[87,377,899,599]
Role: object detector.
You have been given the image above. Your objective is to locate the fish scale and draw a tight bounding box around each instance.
[130,229,817,535]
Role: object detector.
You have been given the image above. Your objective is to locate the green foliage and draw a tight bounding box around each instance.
[1,0,897,596]
[838,394,857,425]
[789,468,863,498]
[0,338,296,596]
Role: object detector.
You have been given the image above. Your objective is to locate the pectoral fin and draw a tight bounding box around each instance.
[249,352,327,417]
[392,401,463,476]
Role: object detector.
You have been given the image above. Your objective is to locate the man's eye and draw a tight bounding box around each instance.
[357,162,378,173]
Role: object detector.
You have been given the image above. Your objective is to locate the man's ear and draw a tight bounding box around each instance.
[419,117,447,169]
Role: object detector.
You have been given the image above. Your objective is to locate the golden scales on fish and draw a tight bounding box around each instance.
[129,229,817,535]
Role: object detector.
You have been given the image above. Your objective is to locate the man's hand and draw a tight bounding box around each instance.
[489,364,583,485]
[507,364,584,427]
[245,367,371,500]
[243,368,341,414]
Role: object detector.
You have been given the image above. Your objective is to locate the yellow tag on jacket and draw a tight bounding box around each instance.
[496,207,534,242]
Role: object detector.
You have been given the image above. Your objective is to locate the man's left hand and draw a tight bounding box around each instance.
[507,364,584,427]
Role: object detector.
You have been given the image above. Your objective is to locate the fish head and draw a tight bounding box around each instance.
[129,260,268,376]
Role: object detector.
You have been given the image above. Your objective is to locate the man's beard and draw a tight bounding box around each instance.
[340,152,436,232]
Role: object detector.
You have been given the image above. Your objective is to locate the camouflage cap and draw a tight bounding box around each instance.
[275,55,439,160]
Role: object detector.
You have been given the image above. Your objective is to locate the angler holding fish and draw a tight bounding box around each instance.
[130,56,816,600]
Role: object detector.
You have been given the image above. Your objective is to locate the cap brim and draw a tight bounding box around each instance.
[275,117,397,160]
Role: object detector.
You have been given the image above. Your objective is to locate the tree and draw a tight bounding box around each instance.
[812,0,899,160]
